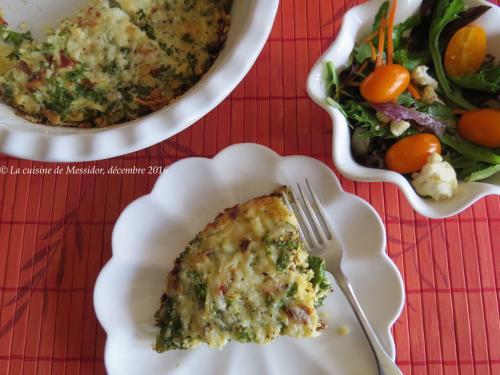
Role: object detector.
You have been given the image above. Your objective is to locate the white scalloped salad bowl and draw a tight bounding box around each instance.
[307,0,500,219]
[94,144,404,375]
[0,0,279,162]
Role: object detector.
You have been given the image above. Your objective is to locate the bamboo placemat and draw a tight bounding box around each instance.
[0,1,499,374]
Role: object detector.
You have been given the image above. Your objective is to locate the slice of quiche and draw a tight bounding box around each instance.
[0,0,180,126]
[154,188,332,352]
[114,0,232,91]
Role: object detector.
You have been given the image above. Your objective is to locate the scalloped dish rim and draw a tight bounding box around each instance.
[93,143,405,375]
[307,0,500,219]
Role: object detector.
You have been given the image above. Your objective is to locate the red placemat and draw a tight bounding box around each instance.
[1,1,499,374]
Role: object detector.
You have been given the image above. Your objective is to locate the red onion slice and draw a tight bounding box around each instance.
[371,102,447,136]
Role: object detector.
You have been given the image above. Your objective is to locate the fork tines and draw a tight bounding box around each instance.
[282,180,335,251]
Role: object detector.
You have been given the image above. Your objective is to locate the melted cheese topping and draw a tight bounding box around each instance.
[116,0,231,77]
[154,190,331,352]
[0,42,14,75]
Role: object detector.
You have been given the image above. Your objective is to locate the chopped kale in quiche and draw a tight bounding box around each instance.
[154,189,332,352]
[0,0,232,127]
[0,17,33,76]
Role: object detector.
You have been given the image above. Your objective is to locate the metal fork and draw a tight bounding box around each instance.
[282,180,402,375]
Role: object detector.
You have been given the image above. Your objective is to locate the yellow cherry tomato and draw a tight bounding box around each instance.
[458,109,500,148]
[385,134,442,174]
[445,25,487,77]
[360,64,410,103]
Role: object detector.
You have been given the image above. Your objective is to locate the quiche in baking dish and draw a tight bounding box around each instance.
[0,0,231,127]
[154,188,332,352]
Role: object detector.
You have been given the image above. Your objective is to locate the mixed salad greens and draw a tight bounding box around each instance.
[326,0,500,201]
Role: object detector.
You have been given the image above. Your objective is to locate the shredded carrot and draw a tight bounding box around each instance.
[407,83,421,100]
[452,109,467,115]
[375,18,387,68]
[361,30,379,44]
[358,61,369,75]
[368,41,377,61]
[386,0,398,65]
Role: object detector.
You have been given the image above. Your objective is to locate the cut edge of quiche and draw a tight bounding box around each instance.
[154,187,332,352]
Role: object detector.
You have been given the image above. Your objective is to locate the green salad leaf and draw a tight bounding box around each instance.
[466,165,500,182]
[343,100,394,138]
[397,92,455,121]
[441,133,500,165]
[449,64,500,93]
[393,49,430,70]
[325,62,348,116]
[354,43,372,64]
[446,150,500,181]
[392,15,421,49]
[429,0,475,110]
[326,61,340,101]
[372,1,390,31]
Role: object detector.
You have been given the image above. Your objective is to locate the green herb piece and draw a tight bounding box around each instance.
[182,33,194,44]
[429,0,475,110]
[265,237,300,270]
[1,84,14,102]
[0,25,33,47]
[236,327,256,343]
[287,282,298,298]
[136,10,156,39]
[154,295,186,351]
[43,81,74,117]
[308,255,331,307]
[276,250,292,271]
[308,256,328,288]
[103,61,120,75]
[187,270,208,307]
[65,65,88,83]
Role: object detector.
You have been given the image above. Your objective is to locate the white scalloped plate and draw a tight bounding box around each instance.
[307,0,500,219]
[94,143,404,375]
[0,0,279,162]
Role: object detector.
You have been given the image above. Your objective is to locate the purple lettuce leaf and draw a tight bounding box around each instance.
[371,102,447,136]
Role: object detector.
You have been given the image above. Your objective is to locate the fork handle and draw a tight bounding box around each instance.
[336,276,403,375]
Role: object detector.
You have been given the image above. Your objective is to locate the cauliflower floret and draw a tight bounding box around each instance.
[390,120,410,137]
[376,111,391,124]
[421,85,439,104]
[411,65,438,89]
[411,153,458,201]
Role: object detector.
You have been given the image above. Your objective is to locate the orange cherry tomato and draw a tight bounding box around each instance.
[458,109,500,148]
[445,25,487,77]
[385,134,442,174]
[360,64,410,103]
